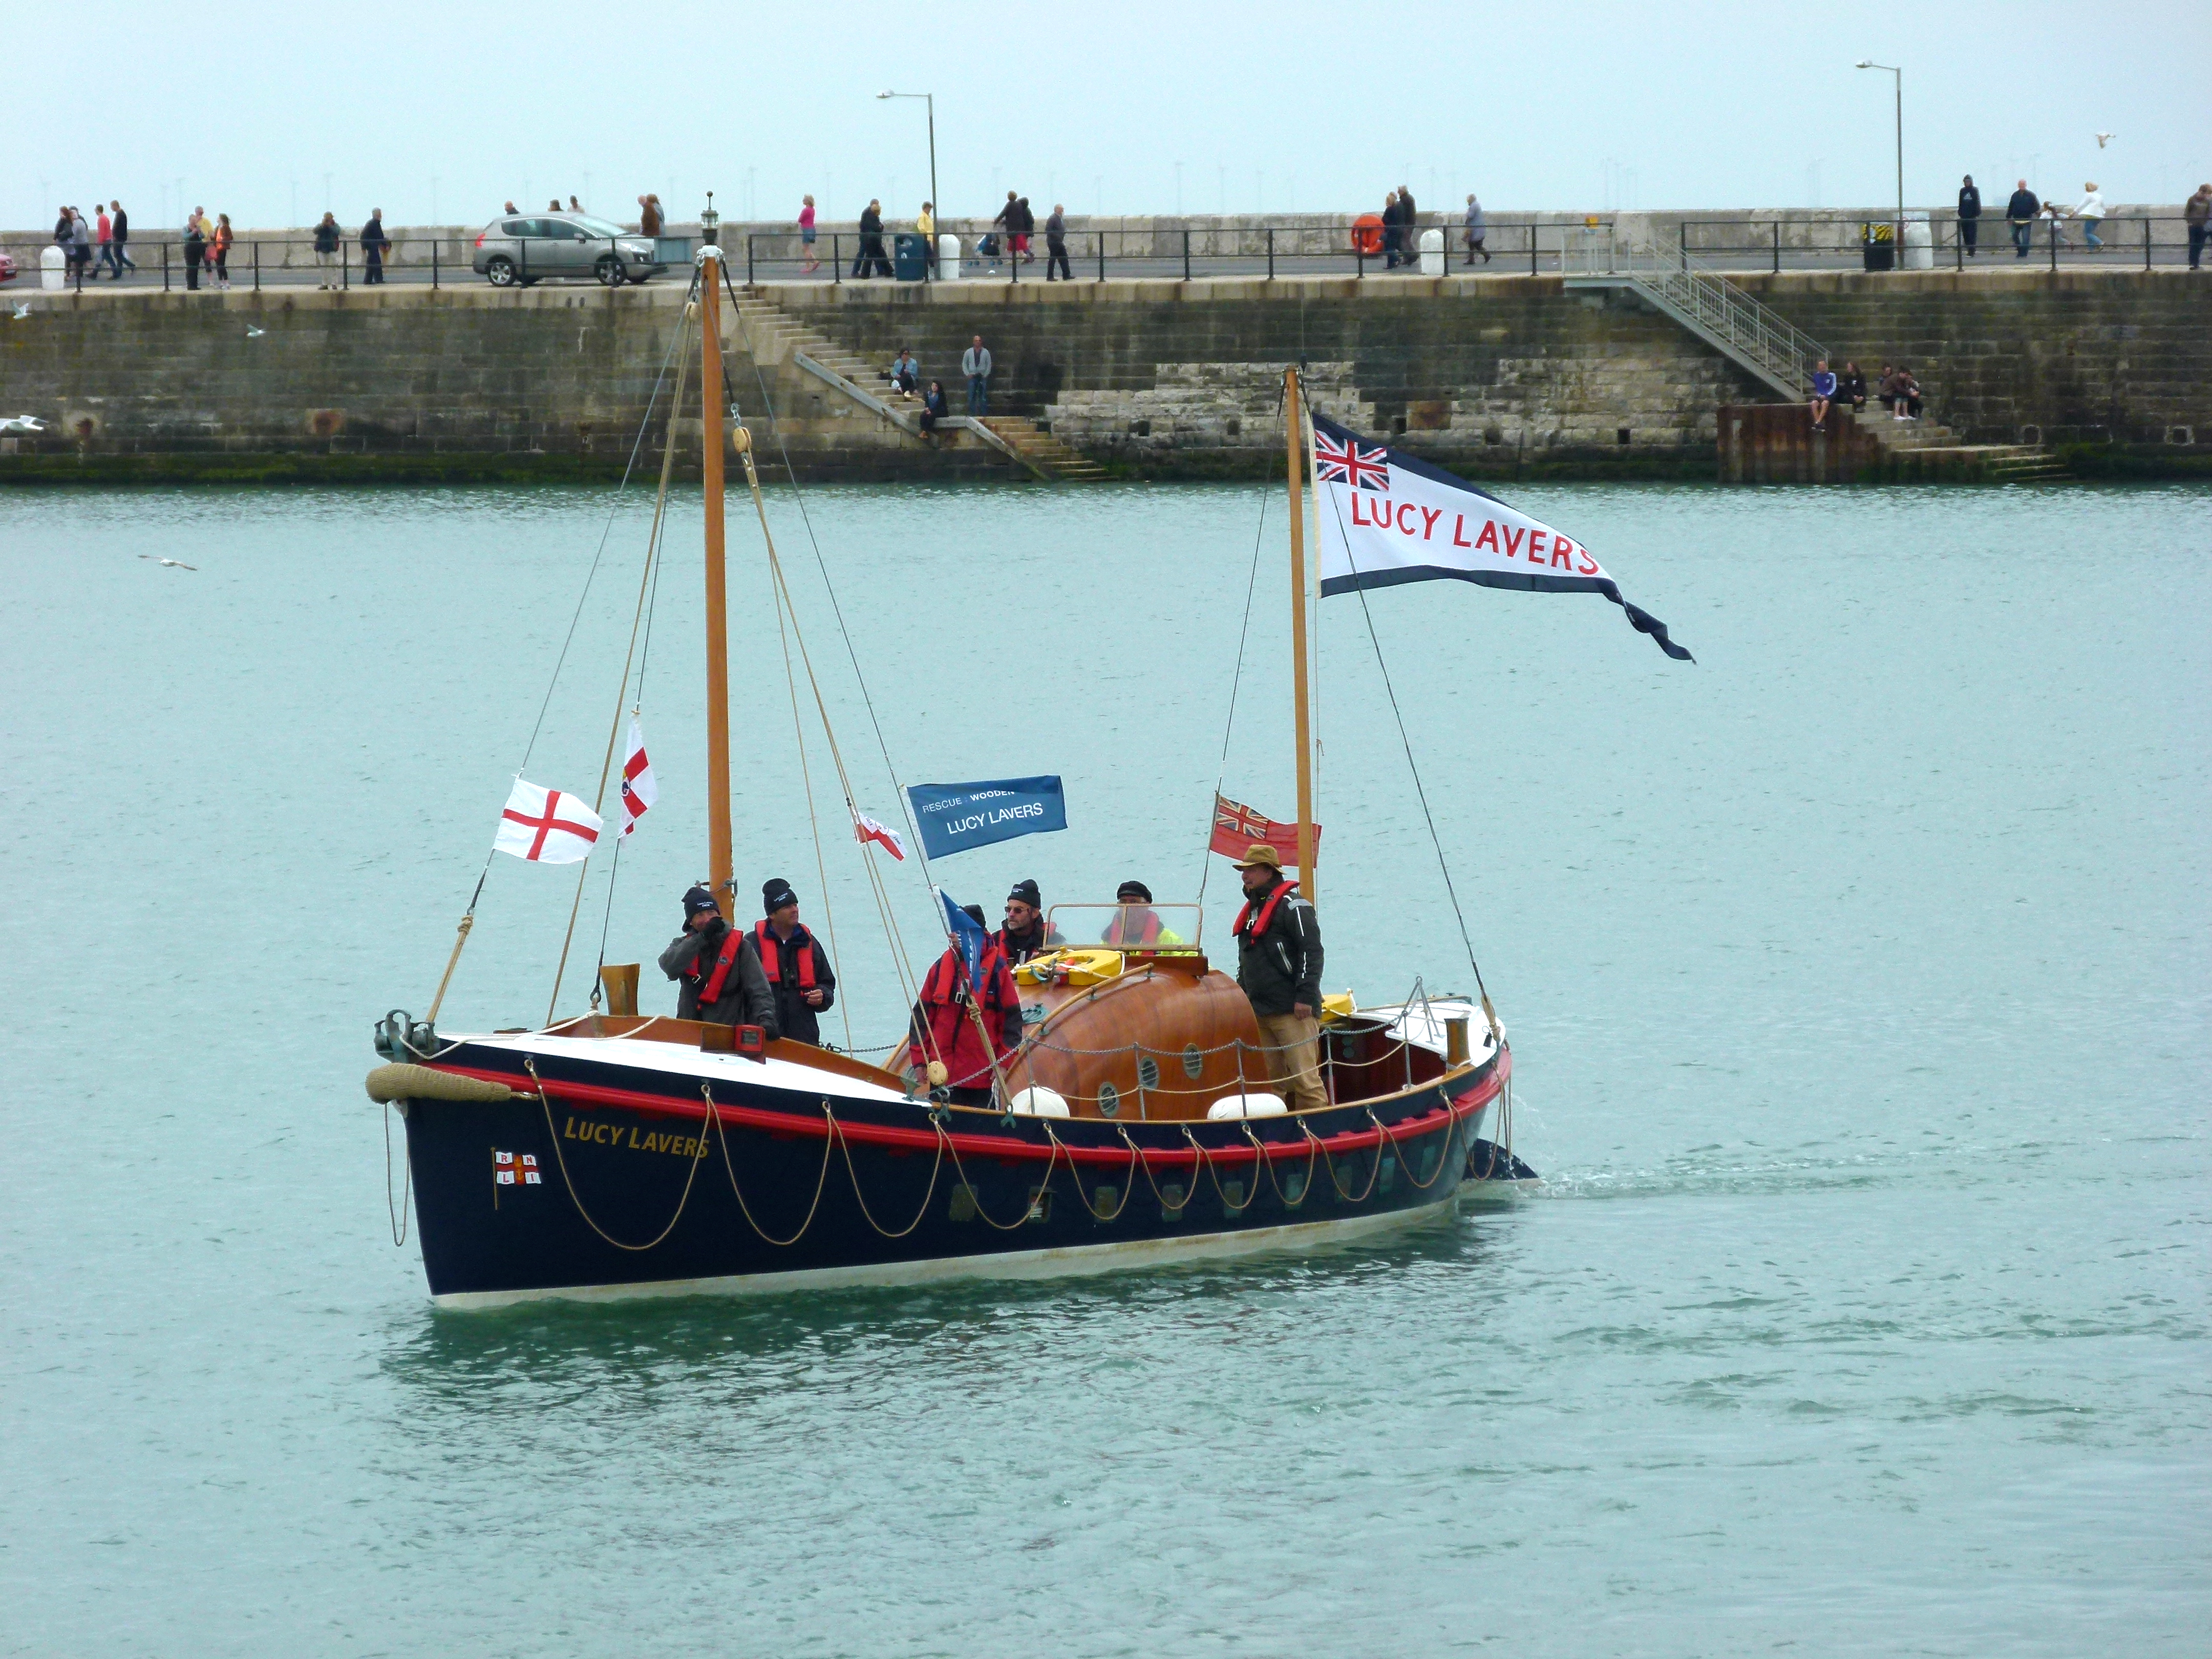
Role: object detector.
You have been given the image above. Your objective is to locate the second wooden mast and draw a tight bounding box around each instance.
[700,210,734,918]
[1284,368,1316,906]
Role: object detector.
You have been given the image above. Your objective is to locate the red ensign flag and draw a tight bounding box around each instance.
[1208,793,1321,863]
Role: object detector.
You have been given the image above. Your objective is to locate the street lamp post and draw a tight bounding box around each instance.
[876,91,938,229]
[1857,60,1903,263]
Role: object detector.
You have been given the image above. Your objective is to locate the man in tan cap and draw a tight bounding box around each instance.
[1230,844,1326,1112]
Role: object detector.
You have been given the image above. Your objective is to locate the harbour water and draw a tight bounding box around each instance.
[3,480,2206,1655]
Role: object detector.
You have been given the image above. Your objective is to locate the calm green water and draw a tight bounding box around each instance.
[4,479,2207,1656]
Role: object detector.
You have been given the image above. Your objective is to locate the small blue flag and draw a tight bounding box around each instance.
[905,776,1067,861]
[935,888,989,983]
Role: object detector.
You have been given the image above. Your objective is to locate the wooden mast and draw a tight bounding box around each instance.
[1284,367,1315,907]
[700,214,734,918]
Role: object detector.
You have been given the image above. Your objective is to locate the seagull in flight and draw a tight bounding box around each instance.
[138,555,199,571]
[2095,132,2115,148]
[246,325,266,337]
[0,415,46,433]
[9,302,30,320]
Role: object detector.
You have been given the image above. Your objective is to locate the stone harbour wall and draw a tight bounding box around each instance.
[2,269,2205,483]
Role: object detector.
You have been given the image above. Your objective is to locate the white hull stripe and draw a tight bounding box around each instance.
[431,1191,1466,1310]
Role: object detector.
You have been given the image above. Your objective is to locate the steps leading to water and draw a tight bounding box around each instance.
[977,416,1110,481]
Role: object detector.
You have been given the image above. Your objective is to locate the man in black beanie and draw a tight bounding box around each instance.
[750,878,836,1046]
[658,884,778,1034]
[992,877,1066,966]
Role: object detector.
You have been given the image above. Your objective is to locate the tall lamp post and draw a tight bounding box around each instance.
[876,91,938,228]
[1857,60,1903,263]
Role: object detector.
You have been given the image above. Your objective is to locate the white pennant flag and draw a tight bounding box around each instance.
[619,716,657,837]
[493,779,603,864]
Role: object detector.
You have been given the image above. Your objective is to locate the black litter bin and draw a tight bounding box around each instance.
[1860,223,1896,271]
[892,232,929,282]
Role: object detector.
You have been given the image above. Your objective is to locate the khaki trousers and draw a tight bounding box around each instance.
[1253,1012,1327,1113]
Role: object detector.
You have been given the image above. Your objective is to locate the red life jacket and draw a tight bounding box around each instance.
[687,925,748,1008]
[1232,879,1299,944]
[1102,907,1164,948]
[751,921,818,990]
[912,945,1016,1088]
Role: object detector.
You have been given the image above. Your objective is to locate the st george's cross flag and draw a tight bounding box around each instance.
[618,716,657,838]
[1208,793,1322,864]
[1311,412,1693,661]
[854,811,907,861]
[493,778,603,864]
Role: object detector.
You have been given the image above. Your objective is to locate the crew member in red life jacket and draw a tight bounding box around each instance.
[993,878,1066,966]
[1099,879,1187,949]
[1230,844,1326,1113]
[752,877,835,1046]
[909,904,1024,1106]
[657,884,779,1033]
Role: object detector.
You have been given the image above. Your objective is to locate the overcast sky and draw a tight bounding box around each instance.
[16,0,2206,230]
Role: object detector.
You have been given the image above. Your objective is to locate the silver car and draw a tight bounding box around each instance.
[472,214,666,287]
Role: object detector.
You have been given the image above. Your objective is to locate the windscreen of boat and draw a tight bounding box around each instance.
[1047,903,1203,951]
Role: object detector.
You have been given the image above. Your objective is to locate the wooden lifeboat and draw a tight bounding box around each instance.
[999,950,1266,1122]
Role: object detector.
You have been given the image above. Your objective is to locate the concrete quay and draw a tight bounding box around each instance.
[1,267,2204,485]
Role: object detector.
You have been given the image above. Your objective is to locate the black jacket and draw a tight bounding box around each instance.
[112,207,129,243]
[1046,209,1067,244]
[752,920,836,1045]
[313,221,341,253]
[859,205,883,236]
[991,920,1065,967]
[361,218,389,252]
[1233,875,1323,1017]
[658,920,779,1033]
[1958,185,1982,219]
[2006,188,2039,222]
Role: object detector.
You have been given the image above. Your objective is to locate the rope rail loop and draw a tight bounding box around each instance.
[707,1081,835,1247]
[529,1057,709,1252]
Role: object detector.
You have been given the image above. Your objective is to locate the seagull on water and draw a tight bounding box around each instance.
[0,415,47,433]
[246,325,266,337]
[138,555,200,571]
[2095,132,2115,148]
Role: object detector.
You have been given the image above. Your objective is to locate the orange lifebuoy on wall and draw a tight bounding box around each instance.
[1351,214,1385,256]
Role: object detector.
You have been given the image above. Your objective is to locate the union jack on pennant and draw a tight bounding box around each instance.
[1313,426,1390,491]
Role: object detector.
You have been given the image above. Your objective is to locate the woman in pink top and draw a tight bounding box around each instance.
[798,196,818,274]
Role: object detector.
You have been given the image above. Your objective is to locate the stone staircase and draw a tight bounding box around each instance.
[1848,408,2070,480]
[977,416,1110,480]
[731,290,1106,481]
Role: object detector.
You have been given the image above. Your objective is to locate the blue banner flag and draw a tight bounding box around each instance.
[934,889,989,983]
[904,776,1068,861]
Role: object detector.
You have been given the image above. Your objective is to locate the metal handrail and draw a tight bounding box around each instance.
[1568,226,1827,396]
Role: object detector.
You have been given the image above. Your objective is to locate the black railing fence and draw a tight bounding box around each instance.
[6,214,2202,294]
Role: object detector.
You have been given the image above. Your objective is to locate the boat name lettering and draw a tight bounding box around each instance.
[561,1115,703,1158]
[1345,495,1600,576]
[943,802,1045,837]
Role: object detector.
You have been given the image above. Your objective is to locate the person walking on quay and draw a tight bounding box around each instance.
[637,194,664,236]
[1957,174,1982,257]
[915,200,936,274]
[361,208,390,284]
[182,211,205,290]
[2188,183,2212,270]
[1045,202,1071,280]
[798,194,819,273]
[68,207,93,283]
[1462,193,1490,264]
[108,200,136,278]
[2006,180,2039,258]
[192,207,217,280]
[962,334,993,415]
[1380,187,1403,267]
[2072,182,2108,250]
[312,211,342,288]
[95,204,116,278]
[853,198,890,277]
[1015,196,1036,263]
[211,212,235,289]
[991,190,1018,270]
